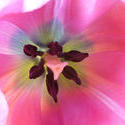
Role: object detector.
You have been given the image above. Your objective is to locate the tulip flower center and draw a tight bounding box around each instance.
[23,41,89,102]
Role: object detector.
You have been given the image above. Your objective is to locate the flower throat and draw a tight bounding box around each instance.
[23,41,89,102]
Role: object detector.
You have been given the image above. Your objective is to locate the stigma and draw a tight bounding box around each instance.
[45,54,68,80]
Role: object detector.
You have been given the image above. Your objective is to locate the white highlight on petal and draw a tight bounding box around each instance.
[121,0,125,3]
[53,0,64,18]
[0,21,34,55]
[52,0,65,40]
[84,0,96,17]
[0,91,8,125]
[23,0,50,12]
[90,87,125,121]
[0,0,11,11]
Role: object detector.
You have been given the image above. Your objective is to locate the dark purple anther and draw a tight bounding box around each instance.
[29,59,45,79]
[62,66,81,85]
[48,41,62,56]
[46,67,59,102]
[61,50,89,62]
[23,44,37,57]
[23,44,44,57]
[29,66,44,79]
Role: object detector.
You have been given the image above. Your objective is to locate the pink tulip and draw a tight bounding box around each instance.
[0,0,125,125]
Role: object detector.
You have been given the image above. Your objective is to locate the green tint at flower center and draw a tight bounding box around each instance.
[32,20,65,47]
[22,20,90,102]
[23,40,89,102]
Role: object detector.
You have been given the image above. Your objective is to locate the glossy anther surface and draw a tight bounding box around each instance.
[46,67,59,102]
[62,66,81,85]
[23,44,37,57]
[61,50,89,62]
[23,44,44,57]
[48,41,62,56]
[29,59,45,79]
[29,65,44,79]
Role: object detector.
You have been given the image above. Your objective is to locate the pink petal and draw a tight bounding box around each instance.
[85,52,125,86]
[58,0,118,33]
[0,54,38,89]
[0,1,124,125]
[121,0,125,3]
[7,84,63,125]
[0,0,23,17]
[39,87,125,125]
[58,2,125,123]
[0,0,55,39]
[85,1,125,53]
[1,0,118,37]
[82,1,125,86]
[7,85,43,125]
[0,90,8,125]
[0,55,19,78]
[84,52,125,109]
[0,0,50,17]
[1,62,46,124]
[62,88,125,125]
[0,21,32,55]
[6,76,63,125]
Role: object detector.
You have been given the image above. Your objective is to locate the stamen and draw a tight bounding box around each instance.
[29,59,45,79]
[23,44,37,57]
[47,41,62,56]
[23,41,88,102]
[62,66,81,85]
[46,67,59,102]
[59,50,89,62]
[23,44,44,57]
